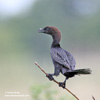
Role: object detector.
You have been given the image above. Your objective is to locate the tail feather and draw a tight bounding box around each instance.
[64,68,91,78]
[73,68,92,74]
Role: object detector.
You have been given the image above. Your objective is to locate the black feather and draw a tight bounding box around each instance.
[64,68,91,78]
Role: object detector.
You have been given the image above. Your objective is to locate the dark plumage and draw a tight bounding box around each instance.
[38,26,91,88]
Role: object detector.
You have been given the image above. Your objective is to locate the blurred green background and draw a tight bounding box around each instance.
[0,0,100,100]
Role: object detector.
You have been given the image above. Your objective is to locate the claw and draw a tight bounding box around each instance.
[59,82,65,88]
[46,74,54,81]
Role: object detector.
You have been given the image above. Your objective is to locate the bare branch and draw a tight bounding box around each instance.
[35,62,79,100]
[92,96,95,100]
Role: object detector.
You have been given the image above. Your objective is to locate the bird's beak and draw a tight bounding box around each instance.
[38,28,45,33]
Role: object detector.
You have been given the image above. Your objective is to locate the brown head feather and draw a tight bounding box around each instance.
[38,26,61,46]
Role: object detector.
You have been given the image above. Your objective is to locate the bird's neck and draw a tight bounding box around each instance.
[51,43,60,47]
[52,36,60,47]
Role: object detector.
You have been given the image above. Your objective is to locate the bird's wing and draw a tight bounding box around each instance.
[64,50,76,70]
[50,47,71,69]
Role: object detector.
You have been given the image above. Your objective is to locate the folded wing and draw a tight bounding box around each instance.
[51,47,76,70]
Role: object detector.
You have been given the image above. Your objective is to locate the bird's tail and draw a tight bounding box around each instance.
[64,68,91,78]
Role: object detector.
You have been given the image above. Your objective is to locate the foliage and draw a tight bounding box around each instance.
[31,83,75,100]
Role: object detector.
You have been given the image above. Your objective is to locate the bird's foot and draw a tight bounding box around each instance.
[59,82,66,88]
[46,74,54,81]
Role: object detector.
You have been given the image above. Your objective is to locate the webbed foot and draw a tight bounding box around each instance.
[59,82,66,88]
[46,74,54,81]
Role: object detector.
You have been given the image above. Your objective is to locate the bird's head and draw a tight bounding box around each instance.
[38,26,59,34]
[38,26,51,34]
[38,26,61,44]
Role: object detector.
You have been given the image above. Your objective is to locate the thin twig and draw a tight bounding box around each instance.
[35,62,79,100]
[92,96,95,100]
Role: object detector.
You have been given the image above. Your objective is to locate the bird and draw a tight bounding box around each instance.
[38,26,91,88]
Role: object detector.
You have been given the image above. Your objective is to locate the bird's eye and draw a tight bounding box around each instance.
[43,27,50,34]
[44,27,49,31]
